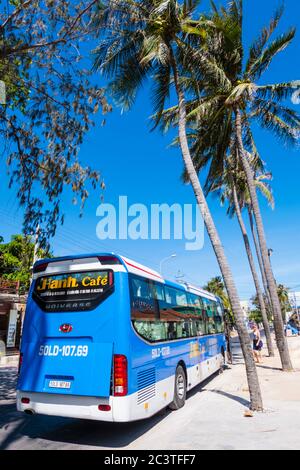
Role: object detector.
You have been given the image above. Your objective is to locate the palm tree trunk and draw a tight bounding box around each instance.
[232,183,274,356]
[235,109,292,371]
[248,207,273,316]
[168,47,263,411]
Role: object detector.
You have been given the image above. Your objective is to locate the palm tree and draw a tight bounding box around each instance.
[203,275,234,364]
[212,155,274,356]
[203,275,231,311]
[92,0,263,410]
[277,284,291,324]
[163,1,299,370]
[248,207,272,313]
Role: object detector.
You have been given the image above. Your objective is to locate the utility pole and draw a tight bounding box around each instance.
[175,270,185,284]
[293,291,300,323]
[159,253,176,277]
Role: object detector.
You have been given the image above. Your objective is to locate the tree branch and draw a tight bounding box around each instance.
[0,0,99,59]
[0,0,33,31]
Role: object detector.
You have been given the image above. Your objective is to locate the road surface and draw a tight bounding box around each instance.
[1,338,300,450]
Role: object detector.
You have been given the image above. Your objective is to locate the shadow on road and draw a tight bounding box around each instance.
[0,354,247,449]
[0,403,172,449]
[0,367,18,401]
[208,390,250,407]
[256,364,282,372]
[0,372,226,449]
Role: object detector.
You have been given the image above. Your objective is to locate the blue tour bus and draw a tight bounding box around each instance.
[17,253,226,422]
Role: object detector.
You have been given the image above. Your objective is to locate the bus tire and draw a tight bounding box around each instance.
[169,365,186,410]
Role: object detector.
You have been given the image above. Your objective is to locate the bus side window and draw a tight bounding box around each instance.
[160,286,193,340]
[175,291,193,338]
[130,275,158,321]
[204,298,216,335]
[214,303,225,333]
[130,276,169,342]
[188,293,205,337]
[148,322,167,341]
[153,282,165,301]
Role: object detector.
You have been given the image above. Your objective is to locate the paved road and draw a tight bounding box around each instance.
[1,338,300,450]
[0,366,217,450]
[0,341,244,450]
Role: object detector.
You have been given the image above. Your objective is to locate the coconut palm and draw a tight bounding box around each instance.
[248,208,272,312]
[203,275,234,363]
[92,0,263,410]
[203,275,231,310]
[162,1,299,370]
[277,284,291,324]
[242,171,275,317]
[211,154,275,356]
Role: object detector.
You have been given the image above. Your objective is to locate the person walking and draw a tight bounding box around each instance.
[251,324,263,364]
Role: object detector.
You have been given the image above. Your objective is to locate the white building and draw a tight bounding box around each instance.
[288,291,300,313]
[240,300,251,319]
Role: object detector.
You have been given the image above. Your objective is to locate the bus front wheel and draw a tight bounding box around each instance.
[169,365,186,410]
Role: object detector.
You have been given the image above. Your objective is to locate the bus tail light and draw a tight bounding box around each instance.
[113,354,128,397]
[18,353,23,375]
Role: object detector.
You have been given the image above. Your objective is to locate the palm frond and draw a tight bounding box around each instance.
[251,99,300,145]
[108,56,151,110]
[182,0,202,18]
[186,95,222,121]
[246,28,296,81]
[245,4,284,75]
[225,82,256,106]
[176,37,232,92]
[256,81,300,103]
[140,35,164,65]
[255,179,275,209]
[251,98,300,142]
[228,0,243,25]
[92,30,144,76]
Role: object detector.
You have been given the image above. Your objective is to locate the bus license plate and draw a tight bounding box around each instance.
[49,380,71,389]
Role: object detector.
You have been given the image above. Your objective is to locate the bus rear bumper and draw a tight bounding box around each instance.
[16,390,157,422]
[16,390,117,422]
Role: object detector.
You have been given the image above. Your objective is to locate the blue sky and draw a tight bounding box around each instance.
[1,0,300,300]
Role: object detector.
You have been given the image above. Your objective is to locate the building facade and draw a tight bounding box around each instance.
[0,279,27,356]
[240,300,251,319]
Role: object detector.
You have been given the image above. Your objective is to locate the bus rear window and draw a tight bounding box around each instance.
[33,270,114,312]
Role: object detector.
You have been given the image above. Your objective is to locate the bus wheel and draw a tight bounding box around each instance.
[169,365,186,410]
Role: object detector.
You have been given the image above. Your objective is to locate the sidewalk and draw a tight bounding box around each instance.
[128,335,300,450]
[225,334,300,402]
